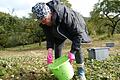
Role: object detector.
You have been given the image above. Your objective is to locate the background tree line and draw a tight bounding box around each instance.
[0,12,45,48]
[0,0,120,48]
[87,0,120,36]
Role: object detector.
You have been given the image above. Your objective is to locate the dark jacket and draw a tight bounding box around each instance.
[41,0,90,52]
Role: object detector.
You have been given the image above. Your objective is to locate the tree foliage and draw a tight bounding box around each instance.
[60,0,71,8]
[0,12,45,48]
[89,0,120,36]
[0,0,72,48]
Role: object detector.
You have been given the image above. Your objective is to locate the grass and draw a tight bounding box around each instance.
[4,43,46,51]
[0,34,120,80]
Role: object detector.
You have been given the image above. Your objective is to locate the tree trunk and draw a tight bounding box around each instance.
[39,38,41,46]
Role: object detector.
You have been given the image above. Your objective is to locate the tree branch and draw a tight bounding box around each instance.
[114,18,120,26]
[112,13,120,20]
[104,13,114,23]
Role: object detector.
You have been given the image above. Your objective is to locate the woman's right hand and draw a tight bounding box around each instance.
[47,48,53,64]
[68,52,75,64]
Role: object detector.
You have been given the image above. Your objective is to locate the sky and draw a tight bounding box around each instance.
[0,0,98,18]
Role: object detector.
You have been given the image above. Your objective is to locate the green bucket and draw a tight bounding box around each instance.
[48,55,74,80]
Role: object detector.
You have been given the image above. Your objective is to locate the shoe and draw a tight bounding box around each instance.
[78,67,86,80]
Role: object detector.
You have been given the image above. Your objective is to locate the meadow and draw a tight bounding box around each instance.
[0,35,120,80]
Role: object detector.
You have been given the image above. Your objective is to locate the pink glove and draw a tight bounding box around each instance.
[68,52,75,64]
[47,48,53,64]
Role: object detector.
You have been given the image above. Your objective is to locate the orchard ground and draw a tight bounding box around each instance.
[0,34,120,80]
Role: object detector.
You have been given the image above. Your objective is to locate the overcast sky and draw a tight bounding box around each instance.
[0,0,98,18]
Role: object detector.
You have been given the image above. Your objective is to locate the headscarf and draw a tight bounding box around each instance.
[32,2,51,20]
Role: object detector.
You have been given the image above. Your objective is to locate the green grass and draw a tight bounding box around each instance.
[0,52,119,80]
[0,34,120,80]
[4,42,46,51]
